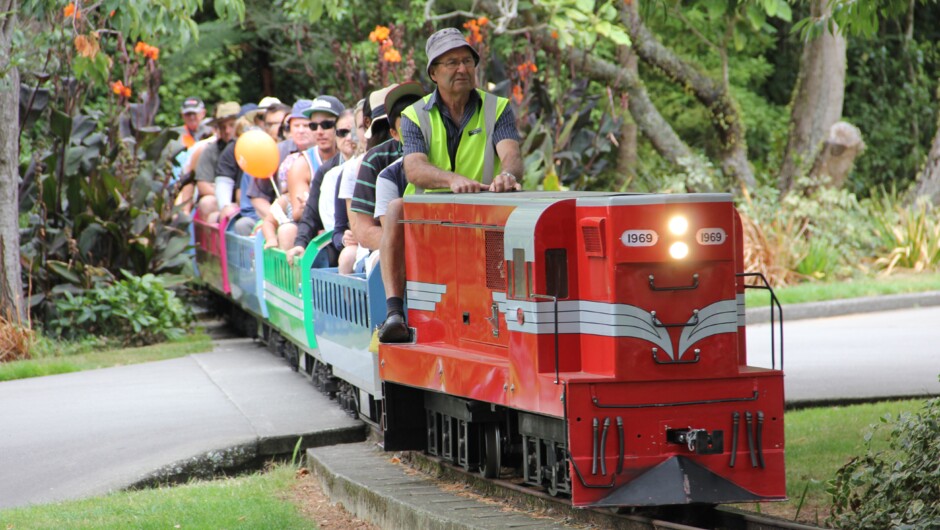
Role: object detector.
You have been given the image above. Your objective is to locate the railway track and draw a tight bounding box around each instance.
[403,450,825,530]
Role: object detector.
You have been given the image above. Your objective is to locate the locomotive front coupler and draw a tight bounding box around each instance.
[666,427,724,455]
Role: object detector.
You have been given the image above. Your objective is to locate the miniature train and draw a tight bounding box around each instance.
[193,190,786,508]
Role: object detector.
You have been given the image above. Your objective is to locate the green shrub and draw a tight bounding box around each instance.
[51,272,193,347]
[867,189,940,275]
[737,179,880,286]
[828,387,940,529]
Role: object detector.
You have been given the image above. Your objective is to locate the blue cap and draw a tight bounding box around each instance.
[288,99,315,123]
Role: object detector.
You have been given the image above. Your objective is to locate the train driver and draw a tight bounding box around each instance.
[376,27,526,343]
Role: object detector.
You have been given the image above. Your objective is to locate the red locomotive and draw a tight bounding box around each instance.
[380,191,785,507]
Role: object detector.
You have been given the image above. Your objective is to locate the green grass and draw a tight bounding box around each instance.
[0,331,213,382]
[745,271,940,307]
[0,465,314,529]
[740,399,924,524]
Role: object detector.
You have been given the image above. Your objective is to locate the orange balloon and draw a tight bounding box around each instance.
[234,129,279,178]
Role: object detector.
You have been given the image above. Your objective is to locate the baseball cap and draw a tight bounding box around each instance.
[210,101,241,125]
[287,99,314,123]
[304,95,345,118]
[425,28,479,78]
[180,96,205,114]
[238,103,258,119]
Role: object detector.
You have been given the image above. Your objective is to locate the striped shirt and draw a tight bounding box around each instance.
[351,138,402,217]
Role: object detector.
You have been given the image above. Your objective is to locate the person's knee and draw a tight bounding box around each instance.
[278,224,297,249]
[196,195,218,220]
[234,217,255,236]
[338,245,357,275]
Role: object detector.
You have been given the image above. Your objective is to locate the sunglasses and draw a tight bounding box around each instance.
[307,120,336,131]
[336,128,352,138]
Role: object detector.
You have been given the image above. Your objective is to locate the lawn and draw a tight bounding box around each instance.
[0,465,314,530]
[0,330,213,382]
[745,271,940,307]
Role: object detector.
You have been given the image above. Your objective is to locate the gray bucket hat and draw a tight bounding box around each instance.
[425,27,480,78]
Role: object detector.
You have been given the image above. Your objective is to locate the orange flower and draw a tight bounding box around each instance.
[383,47,402,63]
[464,20,483,45]
[74,34,100,59]
[134,42,160,61]
[551,30,559,40]
[511,84,523,105]
[369,25,391,43]
[516,62,537,75]
[477,16,489,26]
[111,80,132,98]
[109,9,115,17]
[63,2,81,18]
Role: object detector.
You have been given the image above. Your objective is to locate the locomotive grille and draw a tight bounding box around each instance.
[485,230,506,291]
[582,226,602,254]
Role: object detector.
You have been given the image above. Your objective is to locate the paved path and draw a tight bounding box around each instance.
[0,337,365,510]
[747,306,940,403]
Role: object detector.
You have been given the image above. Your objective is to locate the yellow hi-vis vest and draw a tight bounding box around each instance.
[402,89,509,194]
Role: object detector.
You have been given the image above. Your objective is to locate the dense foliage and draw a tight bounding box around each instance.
[50,272,194,346]
[828,388,940,529]
[8,0,940,327]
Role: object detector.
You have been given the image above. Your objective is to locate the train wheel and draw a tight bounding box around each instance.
[479,422,501,479]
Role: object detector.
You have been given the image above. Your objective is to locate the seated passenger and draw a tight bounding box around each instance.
[349,82,424,275]
[334,99,370,274]
[262,192,308,250]
[211,117,261,234]
[286,96,344,225]
[284,108,358,265]
[194,102,240,221]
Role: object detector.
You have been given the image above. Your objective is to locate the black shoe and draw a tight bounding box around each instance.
[378,313,410,343]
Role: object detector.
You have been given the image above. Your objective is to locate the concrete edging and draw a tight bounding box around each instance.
[129,427,368,490]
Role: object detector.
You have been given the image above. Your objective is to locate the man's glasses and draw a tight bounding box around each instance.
[336,128,352,138]
[264,121,281,128]
[435,57,475,71]
[308,120,336,131]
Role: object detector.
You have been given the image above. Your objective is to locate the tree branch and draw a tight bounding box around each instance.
[621,1,755,189]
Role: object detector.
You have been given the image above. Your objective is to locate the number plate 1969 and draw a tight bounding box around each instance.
[696,228,727,245]
[621,230,658,247]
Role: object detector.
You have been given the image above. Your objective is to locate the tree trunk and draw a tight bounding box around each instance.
[614,45,638,190]
[778,0,847,194]
[0,0,24,323]
[621,1,756,191]
[912,107,940,204]
[808,121,865,187]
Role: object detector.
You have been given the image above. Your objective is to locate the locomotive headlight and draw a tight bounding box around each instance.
[668,215,689,235]
[669,242,689,260]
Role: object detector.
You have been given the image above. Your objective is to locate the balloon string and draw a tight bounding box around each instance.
[270,176,281,199]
